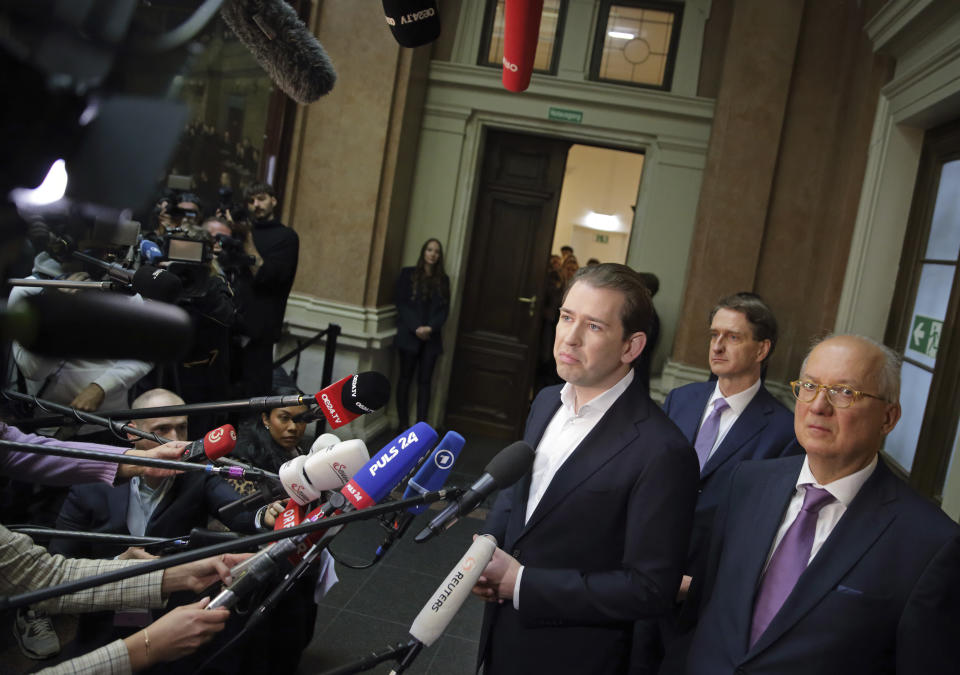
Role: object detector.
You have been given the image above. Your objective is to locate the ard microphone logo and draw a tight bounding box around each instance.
[502,57,519,72]
[321,393,342,424]
[434,449,455,469]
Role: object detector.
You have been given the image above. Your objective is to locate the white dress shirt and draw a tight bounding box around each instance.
[763,455,878,571]
[698,378,761,462]
[513,369,634,608]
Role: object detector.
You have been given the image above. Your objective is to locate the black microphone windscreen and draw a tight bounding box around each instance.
[6,291,194,361]
[382,0,441,48]
[220,0,337,105]
[132,265,182,303]
[342,371,391,415]
[485,441,535,486]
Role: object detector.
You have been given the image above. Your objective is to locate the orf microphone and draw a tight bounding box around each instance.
[382,0,441,47]
[181,425,237,463]
[502,0,544,92]
[72,251,181,303]
[415,441,534,542]
[390,535,498,674]
[220,0,337,104]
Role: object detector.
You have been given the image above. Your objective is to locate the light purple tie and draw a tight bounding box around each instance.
[750,485,835,646]
[694,398,729,470]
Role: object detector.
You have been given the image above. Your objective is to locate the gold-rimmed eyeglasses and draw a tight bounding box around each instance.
[790,380,886,409]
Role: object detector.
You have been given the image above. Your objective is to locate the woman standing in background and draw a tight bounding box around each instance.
[395,238,450,429]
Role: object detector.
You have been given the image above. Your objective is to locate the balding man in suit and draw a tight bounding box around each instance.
[685,334,960,674]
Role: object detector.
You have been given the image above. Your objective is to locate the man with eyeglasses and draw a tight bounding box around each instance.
[683,334,960,674]
[647,293,797,673]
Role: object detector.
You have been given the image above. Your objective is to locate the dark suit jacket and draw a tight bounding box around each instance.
[478,374,700,675]
[663,381,797,569]
[52,471,259,559]
[686,454,960,675]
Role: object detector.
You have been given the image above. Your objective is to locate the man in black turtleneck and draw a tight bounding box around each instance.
[235,182,299,397]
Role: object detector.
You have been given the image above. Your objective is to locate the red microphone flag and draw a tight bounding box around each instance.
[502,0,544,92]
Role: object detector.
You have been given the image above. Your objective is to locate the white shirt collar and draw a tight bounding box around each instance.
[797,454,878,506]
[709,377,761,415]
[559,369,634,417]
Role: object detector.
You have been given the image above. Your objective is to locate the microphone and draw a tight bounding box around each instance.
[374,431,466,559]
[207,423,438,609]
[72,250,181,303]
[390,535,498,674]
[278,439,369,506]
[28,373,391,428]
[181,424,237,463]
[308,433,341,455]
[381,0,441,48]
[2,290,194,361]
[220,0,337,105]
[415,441,534,542]
[502,0,544,92]
[139,238,164,264]
[297,372,392,429]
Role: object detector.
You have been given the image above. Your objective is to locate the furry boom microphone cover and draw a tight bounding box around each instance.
[220,0,337,104]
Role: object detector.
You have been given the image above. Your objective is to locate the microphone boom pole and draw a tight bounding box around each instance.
[0,488,460,612]
[8,392,314,429]
[0,439,274,481]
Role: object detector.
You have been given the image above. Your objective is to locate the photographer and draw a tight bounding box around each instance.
[146,196,238,438]
[219,183,299,398]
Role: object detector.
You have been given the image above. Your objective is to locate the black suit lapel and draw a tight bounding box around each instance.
[701,388,772,477]
[516,379,647,541]
[746,459,898,657]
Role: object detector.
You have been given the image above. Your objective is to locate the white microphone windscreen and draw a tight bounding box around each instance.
[279,455,312,505]
[309,432,341,455]
[302,439,369,493]
[409,535,497,647]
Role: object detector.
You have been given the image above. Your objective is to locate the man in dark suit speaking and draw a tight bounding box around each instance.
[686,334,960,674]
[472,263,700,674]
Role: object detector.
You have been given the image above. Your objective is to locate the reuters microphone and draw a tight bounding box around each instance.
[502,0,544,92]
[390,535,498,674]
[181,424,237,463]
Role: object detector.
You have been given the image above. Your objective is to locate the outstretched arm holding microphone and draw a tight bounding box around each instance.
[1,524,249,674]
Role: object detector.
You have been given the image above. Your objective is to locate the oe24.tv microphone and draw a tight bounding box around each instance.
[415,441,534,542]
[293,372,391,429]
[382,0,441,48]
[502,0,544,92]
[220,0,337,104]
[206,423,438,610]
[390,535,498,675]
[374,431,466,560]
[180,424,237,463]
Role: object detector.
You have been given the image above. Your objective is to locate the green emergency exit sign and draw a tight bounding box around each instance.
[910,314,942,359]
[548,107,583,124]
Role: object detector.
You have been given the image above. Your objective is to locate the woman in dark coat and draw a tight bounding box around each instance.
[395,238,450,428]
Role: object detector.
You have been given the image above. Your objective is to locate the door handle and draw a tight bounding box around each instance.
[517,294,537,317]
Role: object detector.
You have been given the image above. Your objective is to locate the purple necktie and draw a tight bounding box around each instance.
[694,398,729,470]
[750,485,835,646]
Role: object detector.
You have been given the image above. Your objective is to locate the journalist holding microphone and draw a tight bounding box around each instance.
[0,524,247,674]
